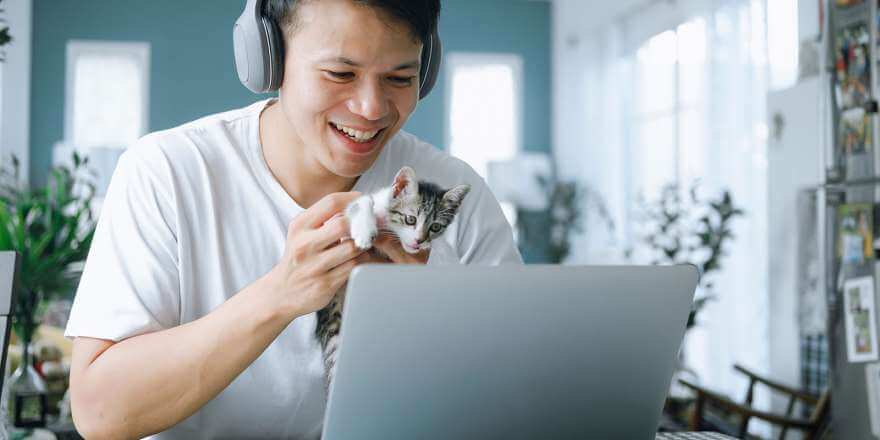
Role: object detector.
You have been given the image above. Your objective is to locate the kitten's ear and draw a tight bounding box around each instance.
[392,166,418,198]
[443,184,471,208]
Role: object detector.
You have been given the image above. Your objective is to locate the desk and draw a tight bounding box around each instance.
[657,433,739,439]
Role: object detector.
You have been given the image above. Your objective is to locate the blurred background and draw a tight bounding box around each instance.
[0,0,865,438]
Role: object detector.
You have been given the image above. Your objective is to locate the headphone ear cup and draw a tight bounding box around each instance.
[263,17,285,92]
[418,31,443,100]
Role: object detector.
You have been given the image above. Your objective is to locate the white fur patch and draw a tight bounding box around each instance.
[347,195,378,250]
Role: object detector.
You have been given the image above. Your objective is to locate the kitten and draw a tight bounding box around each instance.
[315,166,471,389]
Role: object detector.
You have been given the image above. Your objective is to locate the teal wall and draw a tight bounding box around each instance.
[31,0,551,184]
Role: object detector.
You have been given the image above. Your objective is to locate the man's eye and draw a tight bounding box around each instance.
[326,71,355,81]
[405,215,417,226]
[389,76,415,86]
[429,223,442,233]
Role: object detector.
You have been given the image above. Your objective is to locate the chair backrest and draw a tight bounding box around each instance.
[0,252,19,393]
[807,390,831,436]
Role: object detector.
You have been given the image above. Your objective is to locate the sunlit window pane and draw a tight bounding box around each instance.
[67,41,150,149]
[679,108,706,184]
[636,30,677,116]
[677,18,707,107]
[448,55,521,178]
[632,17,710,197]
[634,114,677,199]
[766,0,797,89]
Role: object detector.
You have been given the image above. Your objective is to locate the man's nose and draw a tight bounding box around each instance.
[348,79,389,121]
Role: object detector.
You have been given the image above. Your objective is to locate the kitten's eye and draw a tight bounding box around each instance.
[405,215,417,226]
[429,223,443,233]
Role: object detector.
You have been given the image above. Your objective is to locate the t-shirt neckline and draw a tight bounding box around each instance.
[247,98,385,219]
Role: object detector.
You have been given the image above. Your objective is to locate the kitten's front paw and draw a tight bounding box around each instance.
[347,196,377,250]
[352,228,377,250]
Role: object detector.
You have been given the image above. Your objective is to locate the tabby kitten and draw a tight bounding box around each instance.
[315,166,471,389]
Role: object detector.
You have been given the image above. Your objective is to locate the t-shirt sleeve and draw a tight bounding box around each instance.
[454,178,523,265]
[64,144,181,342]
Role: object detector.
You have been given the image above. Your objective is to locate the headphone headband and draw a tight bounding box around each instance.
[233,0,442,99]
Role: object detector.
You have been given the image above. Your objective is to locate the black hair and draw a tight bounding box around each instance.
[263,0,441,45]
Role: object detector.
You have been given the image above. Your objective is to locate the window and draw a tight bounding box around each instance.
[767,0,798,90]
[65,40,150,149]
[624,6,771,434]
[446,53,523,178]
[0,0,32,181]
[630,18,708,201]
[446,53,523,226]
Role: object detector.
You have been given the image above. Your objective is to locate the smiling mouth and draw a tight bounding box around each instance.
[330,122,386,143]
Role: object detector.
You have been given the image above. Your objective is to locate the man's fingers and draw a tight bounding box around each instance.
[313,216,351,251]
[373,236,408,262]
[327,259,358,290]
[294,192,361,230]
[316,239,365,271]
[356,249,391,265]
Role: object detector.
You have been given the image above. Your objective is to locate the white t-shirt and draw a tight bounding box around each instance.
[64,98,522,439]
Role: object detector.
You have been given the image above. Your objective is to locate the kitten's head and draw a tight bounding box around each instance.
[386,167,470,254]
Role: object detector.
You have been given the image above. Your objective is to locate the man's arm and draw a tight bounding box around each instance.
[71,273,293,439]
[70,193,364,439]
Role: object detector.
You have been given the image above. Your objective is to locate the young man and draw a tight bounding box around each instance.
[65,0,520,438]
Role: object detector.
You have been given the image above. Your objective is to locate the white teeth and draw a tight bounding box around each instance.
[332,122,380,143]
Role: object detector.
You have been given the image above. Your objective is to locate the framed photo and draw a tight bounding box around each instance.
[873,205,880,258]
[838,204,874,264]
[834,22,871,110]
[839,106,873,154]
[843,276,880,363]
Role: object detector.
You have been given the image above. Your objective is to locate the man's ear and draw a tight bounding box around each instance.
[392,166,418,198]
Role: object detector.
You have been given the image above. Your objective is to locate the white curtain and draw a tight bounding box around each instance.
[557,0,772,433]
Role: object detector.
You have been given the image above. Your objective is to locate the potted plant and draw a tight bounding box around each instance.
[0,0,11,61]
[0,153,97,427]
[519,177,615,264]
[631,181,744,330]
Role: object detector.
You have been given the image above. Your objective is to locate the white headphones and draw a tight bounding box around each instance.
[233,0,442,98]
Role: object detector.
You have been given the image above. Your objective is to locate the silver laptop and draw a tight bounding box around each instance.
[322,265,699,440]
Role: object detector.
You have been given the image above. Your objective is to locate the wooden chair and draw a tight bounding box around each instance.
[679,364,830,440]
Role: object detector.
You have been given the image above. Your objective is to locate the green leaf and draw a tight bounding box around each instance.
[0,150,98,327]
[0,27,11,47]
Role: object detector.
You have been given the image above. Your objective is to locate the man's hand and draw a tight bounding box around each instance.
[267,192,367,318]
[360,235,429,265]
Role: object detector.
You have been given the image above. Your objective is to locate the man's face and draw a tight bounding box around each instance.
[278,0,423,178]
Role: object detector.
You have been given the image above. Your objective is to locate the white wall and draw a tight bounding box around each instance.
[0,0,32,182]
[766,77,823,416]
[762,0,824,415]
